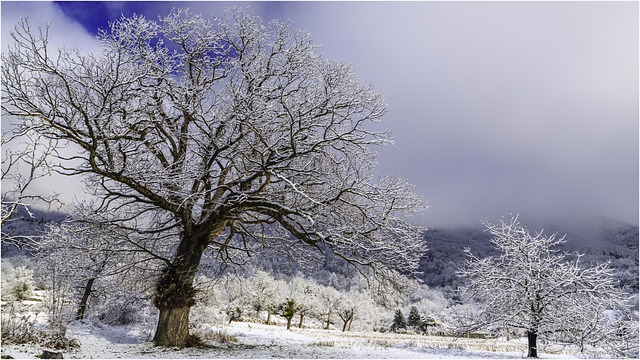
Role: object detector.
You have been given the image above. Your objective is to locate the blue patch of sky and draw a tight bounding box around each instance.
[54,1,301,36]
[54,1,164,34]
[54,2,243,75]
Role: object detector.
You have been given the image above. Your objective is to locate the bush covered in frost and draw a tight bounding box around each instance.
[1,261,36,301]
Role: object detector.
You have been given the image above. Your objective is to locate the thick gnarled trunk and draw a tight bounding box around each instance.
[153,228,217,347]
[153,262,199,347]
[154,306,191,346]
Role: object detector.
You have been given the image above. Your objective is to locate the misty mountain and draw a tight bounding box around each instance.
[419,219,639,292]
[1,205,68,256]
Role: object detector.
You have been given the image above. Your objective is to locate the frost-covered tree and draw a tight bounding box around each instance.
[287,276,318,328]
[36,218,157,323]
[336,293,357,332]
[391,309,407,332]
[277,297,302,330]
[407,306,421,329]
[417,314,442,335]
[0,263,35,301]
[247,271,279,319]
[338,306,355,332]
[408,285,453,324]
[216,274,254,319]
[335,289,378,332]
[316,283,342,329]
[1,8,427,346]
[458,215,635,358]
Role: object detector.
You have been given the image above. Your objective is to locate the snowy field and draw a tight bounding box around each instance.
[1,319,596,359]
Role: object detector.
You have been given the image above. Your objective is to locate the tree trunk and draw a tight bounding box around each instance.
[153,226,222,347]
[298,312,305,328]
[228,308,242,324]
[527,330,538,358]
[286,316,293,330]
[325,312,331,330]
[153,270,198,347]
[267,311,271,325]
[154,306,191,347]
[75,277,95,321]
[340,310,354,332]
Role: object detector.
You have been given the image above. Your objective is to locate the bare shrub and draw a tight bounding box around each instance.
[1,263,36,301]
[192,326,238,344]
[0,301,80,350]
[95,296,147,326]
[41,333,81,351]
[311,340,335,347]
[1,301,42,344]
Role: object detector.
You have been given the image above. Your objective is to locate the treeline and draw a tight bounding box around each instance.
[3,206,638,293]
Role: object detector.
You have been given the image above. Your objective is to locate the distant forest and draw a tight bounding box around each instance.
[2,206,638,294]
[419,223,639,293]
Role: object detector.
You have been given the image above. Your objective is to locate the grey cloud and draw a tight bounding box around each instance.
[2,2,637,228]
[271,2,638,227]
[1,1,100,53]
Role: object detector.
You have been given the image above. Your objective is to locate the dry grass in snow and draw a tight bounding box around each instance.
[1,319,600,359]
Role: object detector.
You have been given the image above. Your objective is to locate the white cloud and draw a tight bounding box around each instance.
[2,2,99,209]
[2,2,100,54]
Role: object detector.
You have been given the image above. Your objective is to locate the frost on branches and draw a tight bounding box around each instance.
[457,215,637,358]
[1,8,427,347]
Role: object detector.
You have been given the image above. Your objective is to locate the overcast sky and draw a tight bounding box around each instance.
[2,1,638,228]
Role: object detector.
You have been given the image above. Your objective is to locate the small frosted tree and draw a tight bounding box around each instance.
[391,309,407,332]
[458,215,635,358]
[417,314,441,335]
[217,274,254,323]
[287,276,318,328]
[247,271,279,320]
[407,306,421,329]
[36,218,155,323]
[336,294,357,332]
[316,284,342,329]
[0,263,35,301]
[277,298,302,330]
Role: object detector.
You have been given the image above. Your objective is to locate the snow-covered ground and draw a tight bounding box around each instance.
[1,319,595,359]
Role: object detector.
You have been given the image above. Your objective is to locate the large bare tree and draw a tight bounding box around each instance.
[1,9,427,346]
